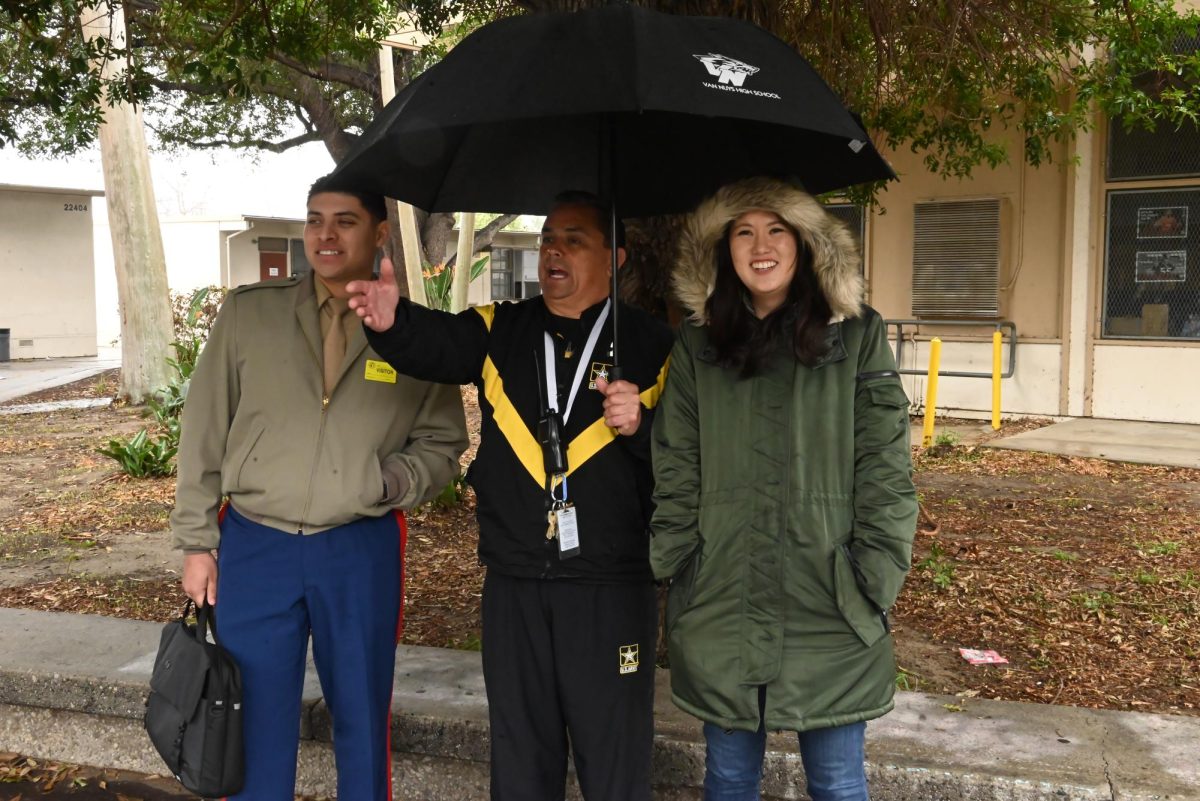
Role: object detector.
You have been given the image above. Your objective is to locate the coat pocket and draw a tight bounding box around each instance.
[228,422,266,489]
[833,544,887,648]
[665,548,703,636]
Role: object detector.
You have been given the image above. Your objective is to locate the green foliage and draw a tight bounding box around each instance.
[1137,540,1181,556]
[96,429,177,478]
[1052,549,1079,562]
[454,632,484,651]
[428,472,470,510]
[916,541,956,589]
[933,431,961,447]
[895,666,920,691]
[5,0,1200,200]
[99,287,224,478]
[423,256,490,312]
[1071,590,1116,612]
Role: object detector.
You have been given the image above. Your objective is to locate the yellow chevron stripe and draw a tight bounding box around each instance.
[640,356,671,409]
[474,304,496,331]
[480,355,544,487]
[563,357,672,477]
[480,343,672,489]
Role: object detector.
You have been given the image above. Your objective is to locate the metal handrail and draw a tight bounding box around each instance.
[884,319,1017,379]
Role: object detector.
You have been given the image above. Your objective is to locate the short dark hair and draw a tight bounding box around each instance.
[551,190,625,249]
[307,174,388,223]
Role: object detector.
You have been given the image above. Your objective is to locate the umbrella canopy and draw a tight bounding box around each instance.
[333,3,893,218]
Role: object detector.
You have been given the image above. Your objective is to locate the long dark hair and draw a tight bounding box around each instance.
[705,219,833,377]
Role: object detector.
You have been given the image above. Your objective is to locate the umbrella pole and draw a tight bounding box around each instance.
[609,204,621,381]
[605,114,622,381]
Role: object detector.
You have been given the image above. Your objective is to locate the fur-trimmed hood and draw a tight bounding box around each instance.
[673,177,864,324]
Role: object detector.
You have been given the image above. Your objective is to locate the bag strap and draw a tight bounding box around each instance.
[195,599,224,647]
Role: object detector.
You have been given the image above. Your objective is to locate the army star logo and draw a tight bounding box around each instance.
[589,361,613,390]
[619,644,639,674]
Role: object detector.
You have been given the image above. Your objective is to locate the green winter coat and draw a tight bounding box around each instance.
[650,177,918,734]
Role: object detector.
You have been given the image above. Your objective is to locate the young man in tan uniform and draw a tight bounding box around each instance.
[173,175,467,800]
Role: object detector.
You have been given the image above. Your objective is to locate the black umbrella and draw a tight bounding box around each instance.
[334,3,894,369]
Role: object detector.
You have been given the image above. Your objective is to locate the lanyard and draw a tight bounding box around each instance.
[543,299,610,426]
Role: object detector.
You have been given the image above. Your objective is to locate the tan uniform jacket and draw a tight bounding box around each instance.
[170,273,468,551]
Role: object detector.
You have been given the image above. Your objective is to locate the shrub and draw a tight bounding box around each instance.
[97,429,177,477]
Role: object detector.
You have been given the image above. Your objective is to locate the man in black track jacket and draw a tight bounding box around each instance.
[347,192,673,801]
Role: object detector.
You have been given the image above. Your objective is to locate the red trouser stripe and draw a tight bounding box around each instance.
[386,509,407,801]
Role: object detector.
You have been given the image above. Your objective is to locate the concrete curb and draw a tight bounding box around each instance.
[0,608,1195,800]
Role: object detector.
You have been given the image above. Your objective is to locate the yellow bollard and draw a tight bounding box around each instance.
[991,330,1002,430]
[921,337,941,447]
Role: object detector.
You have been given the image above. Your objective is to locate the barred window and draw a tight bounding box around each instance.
[1103,188,1200,340]
[824,202,865,272]
[1107,120,1200,182]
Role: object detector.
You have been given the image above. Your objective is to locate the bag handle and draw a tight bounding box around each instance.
[181,598,223,647]
[196,600,222,647]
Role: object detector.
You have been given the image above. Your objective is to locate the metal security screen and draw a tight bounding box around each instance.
[912,199,1001,318]
[1103,188,1200,339]
[1107,119,1200,182]
[825,202,865,273]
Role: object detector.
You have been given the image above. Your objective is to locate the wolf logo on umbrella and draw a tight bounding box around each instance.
[694,53,759,87]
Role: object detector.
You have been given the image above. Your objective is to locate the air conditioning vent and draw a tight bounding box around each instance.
[912,198,1001,318]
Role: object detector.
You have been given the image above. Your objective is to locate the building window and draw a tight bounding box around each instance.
[1102,188,1200,339]
[911,198,1001,318]
[824,202,865,272]
[489,247,539,301]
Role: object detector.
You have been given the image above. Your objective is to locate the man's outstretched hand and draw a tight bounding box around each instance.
[347,256,401,332]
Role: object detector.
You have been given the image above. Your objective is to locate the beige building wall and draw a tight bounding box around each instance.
[0,185,100,358]
[868,126,1073,418]
[869,100,1200,425]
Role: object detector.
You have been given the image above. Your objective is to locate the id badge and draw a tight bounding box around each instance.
[555,503,580,558]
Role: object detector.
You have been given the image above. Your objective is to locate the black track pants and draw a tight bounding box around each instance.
[481,572,657,801]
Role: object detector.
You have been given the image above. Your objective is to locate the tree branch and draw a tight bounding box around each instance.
[445,213,520,269]
[270,51,378,96]
[153,130,324,153]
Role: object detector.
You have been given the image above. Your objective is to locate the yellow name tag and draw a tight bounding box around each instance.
[364,359,397,384]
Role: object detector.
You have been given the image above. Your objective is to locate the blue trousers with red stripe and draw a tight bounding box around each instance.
[216,505,404,801]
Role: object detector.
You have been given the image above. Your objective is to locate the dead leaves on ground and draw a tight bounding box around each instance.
[2,392,1198,718]
[900,445,1200,715]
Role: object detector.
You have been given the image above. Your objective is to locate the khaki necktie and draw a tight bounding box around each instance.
[322,297,349,396]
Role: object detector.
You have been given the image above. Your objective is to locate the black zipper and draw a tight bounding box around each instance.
[856,369,899,381]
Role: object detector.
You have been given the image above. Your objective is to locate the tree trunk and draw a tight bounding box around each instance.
[80,2,174,403]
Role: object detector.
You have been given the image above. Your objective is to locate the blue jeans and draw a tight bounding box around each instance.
[703,719,868,801]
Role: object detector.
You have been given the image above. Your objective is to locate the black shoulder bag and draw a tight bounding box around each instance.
[144,599,244,797]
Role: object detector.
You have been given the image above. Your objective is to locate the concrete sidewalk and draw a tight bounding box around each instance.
[911,418,1200,470]
[0,353,120,404]
[0,607,1195,800]
[988,418,1200,469]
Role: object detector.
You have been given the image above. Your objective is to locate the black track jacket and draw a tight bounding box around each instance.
[366,296,673,583]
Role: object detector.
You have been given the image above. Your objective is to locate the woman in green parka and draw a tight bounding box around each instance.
[650,177,918,801]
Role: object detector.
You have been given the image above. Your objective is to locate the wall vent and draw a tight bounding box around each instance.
[912,198,1001,317]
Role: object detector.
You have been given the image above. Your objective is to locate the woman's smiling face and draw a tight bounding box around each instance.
[728,209,798,318]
